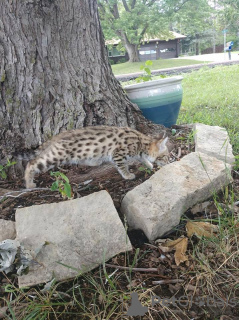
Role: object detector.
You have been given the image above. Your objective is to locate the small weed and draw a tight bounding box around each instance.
[0,159,16,179]
[187,129,197,144]
[138,166,152,176]
[234,155,239,171]
[50,171,72,199]
[135,60,153,82]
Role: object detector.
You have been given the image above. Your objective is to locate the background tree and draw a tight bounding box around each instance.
[98,0,191,62]
[172,0,212,55]
[0,0,149,163]
[219,0,239,45]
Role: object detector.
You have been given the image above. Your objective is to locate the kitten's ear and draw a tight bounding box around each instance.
[157,137,168,152]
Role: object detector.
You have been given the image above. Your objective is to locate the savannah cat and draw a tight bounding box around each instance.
[24,126,169,189]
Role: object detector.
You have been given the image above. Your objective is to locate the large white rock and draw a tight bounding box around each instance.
[0,219,16,241]
[121,152,232,241]
[194,123,235,164]
[16,191,132,287]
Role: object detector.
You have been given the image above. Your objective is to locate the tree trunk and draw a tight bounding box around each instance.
[125,43,140,62]
[195,34,200,55]
[118,31,140,62]
[0,0,145,162]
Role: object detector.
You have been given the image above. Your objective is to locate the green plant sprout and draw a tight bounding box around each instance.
[50,171,72,199]
[0,159,16,179]
[135,60,153,82]
[234,155,239,171]
[138,165,152,176]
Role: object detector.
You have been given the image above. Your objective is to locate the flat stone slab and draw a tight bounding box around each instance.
[121,152,232,241]
[0,219,16,242]
[194,123,235,164]
[16,191,132,287]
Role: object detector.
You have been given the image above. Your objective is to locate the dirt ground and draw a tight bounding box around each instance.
[1,125,239,320]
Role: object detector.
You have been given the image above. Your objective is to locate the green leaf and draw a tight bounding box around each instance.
[144,67,151,75]
[59,172,69,183]
[139,65,145,70]
[138,166,145,171]
[145,60,153,66]
[51,181,59,191]
[0,171,7,179]
[0,165,3,170]
[64,183,72,198]
[6,160,16,167]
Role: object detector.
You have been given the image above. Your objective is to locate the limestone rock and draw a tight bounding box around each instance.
[121,152,232,241]
[16,191,132,287]
[0,219,16,241]
[194,123,235,164]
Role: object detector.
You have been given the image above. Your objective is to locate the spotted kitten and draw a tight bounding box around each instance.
[24,126,169,189]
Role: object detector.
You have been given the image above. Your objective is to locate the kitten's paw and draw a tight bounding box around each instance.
[123,173,135,180]
[26,182,36,189]
[146,162,153,170]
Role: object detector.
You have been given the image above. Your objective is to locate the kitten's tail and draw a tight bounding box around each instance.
[16,151,37,162]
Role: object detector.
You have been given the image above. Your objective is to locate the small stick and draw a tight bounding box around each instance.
[141,273,170,279]
[0,188,50,200]
[152,279,184,285]
[177,147,182,159]
[105,263,158,273]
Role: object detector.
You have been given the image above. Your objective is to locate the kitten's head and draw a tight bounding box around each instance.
[148,135,169,162]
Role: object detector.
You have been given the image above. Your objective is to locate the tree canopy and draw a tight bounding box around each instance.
[98,0,191,61]
[99,0,239,58]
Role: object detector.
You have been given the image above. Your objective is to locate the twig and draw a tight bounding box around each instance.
[152,279,184,285]
[177,147,182,159]
[171,151,179,160]
[105,263,158,273]
[0,188,50,200]
[141,273,170,279]
[224,269,239,282]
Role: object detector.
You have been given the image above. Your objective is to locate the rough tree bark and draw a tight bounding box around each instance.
[0,0,147,162]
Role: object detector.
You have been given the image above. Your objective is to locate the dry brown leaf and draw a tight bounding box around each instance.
[174,237,188,266]
[164,237,189,266]
[186,221,218,238]
[157,238,175,253]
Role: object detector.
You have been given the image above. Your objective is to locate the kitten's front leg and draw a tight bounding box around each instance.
[112,153,135,180]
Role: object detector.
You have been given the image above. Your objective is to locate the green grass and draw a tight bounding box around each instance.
[1,64,239,320]
[111,58,209,75]
[178,64,239,154]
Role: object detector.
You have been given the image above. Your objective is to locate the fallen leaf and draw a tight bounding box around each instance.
[157,238,174,253]
[164,237,188,266]
[186,221,218,238]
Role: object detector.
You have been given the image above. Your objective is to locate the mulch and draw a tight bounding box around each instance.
[0,125,194,225]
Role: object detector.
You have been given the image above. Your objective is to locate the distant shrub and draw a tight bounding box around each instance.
[109,59,115,65]
[116,58,126,64]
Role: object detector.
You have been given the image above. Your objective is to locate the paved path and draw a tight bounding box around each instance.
[178,52,239,62]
